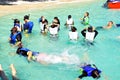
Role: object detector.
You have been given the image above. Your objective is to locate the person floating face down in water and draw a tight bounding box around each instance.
[16,43,80,64]
[77,64,101,80]
[81,26,98,44]
[23,14,34,33]
[9,27,22,46]
[80,12,89,25]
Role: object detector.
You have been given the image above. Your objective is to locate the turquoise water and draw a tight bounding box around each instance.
[0,0,120,80]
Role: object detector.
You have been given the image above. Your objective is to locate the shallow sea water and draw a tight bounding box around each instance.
[0,0,120,80]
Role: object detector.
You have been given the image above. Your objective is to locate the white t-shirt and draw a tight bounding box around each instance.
[69,31,78,40]
[67,18,73,25]
[86,32,95,42]
[40,22,45,31]
[49,27,58,35]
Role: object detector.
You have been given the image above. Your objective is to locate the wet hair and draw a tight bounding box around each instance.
[91,70,100,79]
[109,21,113,24]
[24,15,29,20]
[11,27,17,33]
[14,19,20,24]
[68,15,72,19]
[16,48,21,54]
[54,17,60,24]
[88,26,93,32]
[51,24,57,28]
[54,17,58,20]
[71,26,77,32]
[86,12,89,17]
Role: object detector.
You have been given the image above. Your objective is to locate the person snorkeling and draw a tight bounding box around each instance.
[77,64,101,80]
[16,43,80,64]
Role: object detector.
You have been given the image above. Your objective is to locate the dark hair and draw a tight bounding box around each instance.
[54,17,58,19]
[11,27,17,33]
[91,70,100,79]
[88,26,93,32]
[71,26,77,32]
[24,15,29,20]
[14,19,20,24]
[54,17,60,24]
[86,12,89,17]
[51,24,57,28]
[109,21,113,24]
[68,15,72,19]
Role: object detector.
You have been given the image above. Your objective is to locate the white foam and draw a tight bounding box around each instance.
[43,50,81,64]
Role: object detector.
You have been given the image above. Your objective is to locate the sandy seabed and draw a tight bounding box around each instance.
[0,0,94,17]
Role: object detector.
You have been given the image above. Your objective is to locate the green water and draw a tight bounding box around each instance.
[0,0,120,80]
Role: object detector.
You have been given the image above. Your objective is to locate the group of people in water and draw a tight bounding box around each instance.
[6,11,119,80]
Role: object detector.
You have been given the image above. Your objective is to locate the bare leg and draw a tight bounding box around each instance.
[10,64,19,80]
[0,64,8,80]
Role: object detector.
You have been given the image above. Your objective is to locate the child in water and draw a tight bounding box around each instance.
[80,12,89,25]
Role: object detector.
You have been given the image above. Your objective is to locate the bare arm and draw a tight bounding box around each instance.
[27,51,32,62]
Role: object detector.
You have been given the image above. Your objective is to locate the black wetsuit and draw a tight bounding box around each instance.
[116,24,120,27]
[78,65,101,79]
[16,47,29,57]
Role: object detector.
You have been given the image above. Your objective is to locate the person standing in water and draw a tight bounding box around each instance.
[80,12,89,25]
[23,14,34,33]
[81,26,98,43]
[65,15,74,30]
[69,26,79,40]
[39,16,48,34]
